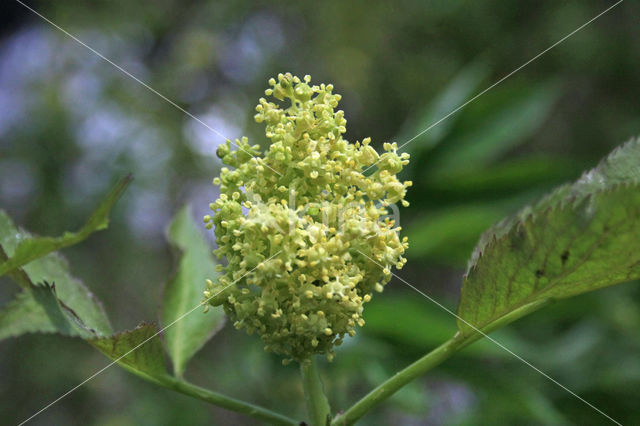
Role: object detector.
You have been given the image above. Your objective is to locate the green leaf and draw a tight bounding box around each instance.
[24,253,112,334]
[162,205,225,377]
[89,323,170,382]
[0,283,94,340]
[0,174,132,278]
[0,210,112,335]
[457,138,640,335]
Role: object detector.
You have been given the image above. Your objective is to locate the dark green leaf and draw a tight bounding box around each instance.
[458,138,640,335]
[0,174,132,278]
[0,283,94,340]
[162,205,225,377]
[89,323,170,382]
[0,211,112,335]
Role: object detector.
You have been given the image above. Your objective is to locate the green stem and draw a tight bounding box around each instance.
[300,356,332,426]
[332,299,552,425]
[157,376,298,426]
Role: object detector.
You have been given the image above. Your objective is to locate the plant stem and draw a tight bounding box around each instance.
[332,299,552,425]
[157,376,299,426]
[300,356,331,426]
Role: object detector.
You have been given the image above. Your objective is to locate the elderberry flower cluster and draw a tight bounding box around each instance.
[204,73,410,363]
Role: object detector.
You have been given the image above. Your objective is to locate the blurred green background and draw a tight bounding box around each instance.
[1,0,639,425]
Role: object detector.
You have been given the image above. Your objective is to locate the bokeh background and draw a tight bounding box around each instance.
[1,1,640,425]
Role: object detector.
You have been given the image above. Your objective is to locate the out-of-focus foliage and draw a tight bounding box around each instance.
[1,0,640,425]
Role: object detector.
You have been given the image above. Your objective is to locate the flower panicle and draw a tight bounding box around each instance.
[204,73,410,363]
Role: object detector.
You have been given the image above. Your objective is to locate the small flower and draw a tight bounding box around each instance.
[205,73,410,362]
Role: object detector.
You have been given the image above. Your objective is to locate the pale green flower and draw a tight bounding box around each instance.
[205,73,410,362]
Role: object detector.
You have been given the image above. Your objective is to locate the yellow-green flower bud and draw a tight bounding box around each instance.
[205,73,410,362]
